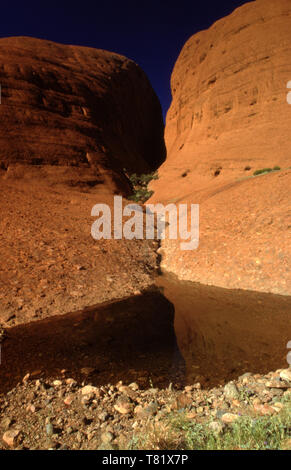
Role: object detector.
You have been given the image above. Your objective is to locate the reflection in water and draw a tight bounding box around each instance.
[157,273,291,386]
[1,274,290,392]
[0,291,184,393]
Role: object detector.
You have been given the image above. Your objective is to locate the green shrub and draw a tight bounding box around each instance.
[253,166,282,176]
[127,171,158,203]
[253,168,273,176]
[130,402,291,450]
[128,189,154,203]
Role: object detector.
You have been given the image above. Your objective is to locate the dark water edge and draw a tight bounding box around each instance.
[157,272,291,387]
[0,290,185,394]
[1,273,290,393]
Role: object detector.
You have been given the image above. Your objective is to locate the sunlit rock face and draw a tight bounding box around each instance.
[150,0,291,295]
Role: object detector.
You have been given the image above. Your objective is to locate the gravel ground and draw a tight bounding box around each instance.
[0,368,290,450]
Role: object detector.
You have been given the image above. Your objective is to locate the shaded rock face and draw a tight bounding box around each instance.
[0,36,165,193]
[0,37,165,326]
[151,0,291,295]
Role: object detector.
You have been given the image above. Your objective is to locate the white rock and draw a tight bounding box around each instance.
[81,385,98,396]
[280,369,291,383]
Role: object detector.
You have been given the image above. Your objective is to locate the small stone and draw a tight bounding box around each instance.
[129,382,139,391]
[271,402,284,413]
[64,396,73,406]
[232,399,241,407]
[2,417,12,430]
[209,421,224,435]
[118,385,130,395]
[98,412,109,422]
[114,399,132,415]
[81,385,99,396]
[76,431,83,443]
[53,380,62,387]
[66,378,77,386]
[22,373,30,384]
[252,397,262,406]
[221,413,239,424]
[224,382,239,400]
[174,393,192,410]
[35,379,41,388]
[242,377,250,385]
[253,403,276,416]
[46,423,54,436]
[101,432,114,444]
[27,404,36,413]
[3,430,21,448]
[279,369,291,383]
[238,373,251,381]
[266,380,289,389]
[134,402,158,419]
[87,432,96,442]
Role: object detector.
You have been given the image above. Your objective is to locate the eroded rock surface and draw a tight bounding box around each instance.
[0,36,165,190]
[151,0,291,294]
[0,37,165,325]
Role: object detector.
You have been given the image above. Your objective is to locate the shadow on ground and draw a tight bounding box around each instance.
[0,290,185,394]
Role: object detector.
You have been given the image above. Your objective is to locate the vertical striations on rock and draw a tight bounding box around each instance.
[150,0,291,295]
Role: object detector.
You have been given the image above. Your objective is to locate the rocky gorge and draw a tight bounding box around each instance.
[0,0,290,451]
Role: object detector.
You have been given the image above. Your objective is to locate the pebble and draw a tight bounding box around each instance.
[0,367,289,450]
[266,380,289,389]
[221,413,239,424]
[22,373,30,384]
[53,380,62,387]
[114,398,133,415]
[101,432,114,444]
[253,403,276,416]
[3,430,21,448]
[209,421,224,435]
[80,385,99,396]
[224,382,239,400]
[46,423,54,436]
[64,395,74,406]
[280,369,291,383]
[2,417,12,430]
[129,383,139,391]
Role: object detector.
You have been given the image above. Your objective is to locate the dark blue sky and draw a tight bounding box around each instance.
[1,0,251,118]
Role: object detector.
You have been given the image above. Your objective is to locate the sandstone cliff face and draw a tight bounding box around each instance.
[0,37,165,326]
[151,0,291,295]
[0,36,165,192]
